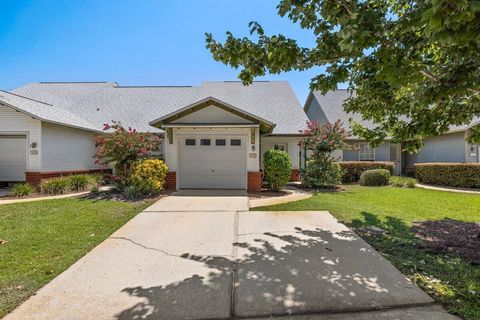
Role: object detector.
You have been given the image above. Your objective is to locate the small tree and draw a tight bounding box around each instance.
[299,120,349,188]
[94,121,160,184]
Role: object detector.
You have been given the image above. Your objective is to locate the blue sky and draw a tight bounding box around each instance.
[0,0,326,103]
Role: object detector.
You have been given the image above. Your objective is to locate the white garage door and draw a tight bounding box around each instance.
[179,135,247,189]
[0,135,27,181]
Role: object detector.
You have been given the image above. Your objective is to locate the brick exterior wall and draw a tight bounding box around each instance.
[26,169,110,185]
[290,169,300,182]
[25,172,42,185]
[247,171,262,193]
[165,171,177,190]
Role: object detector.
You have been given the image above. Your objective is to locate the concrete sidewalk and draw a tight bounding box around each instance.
[5,192,456,320]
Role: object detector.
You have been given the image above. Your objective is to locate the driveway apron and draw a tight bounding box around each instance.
[6,190,454,320]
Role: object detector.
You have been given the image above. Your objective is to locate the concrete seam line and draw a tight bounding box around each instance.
[231,210,240,318]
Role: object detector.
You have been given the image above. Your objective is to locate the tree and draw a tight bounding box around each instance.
[299,120,349,188]
[205,0,480,151]
[94,121,160,182]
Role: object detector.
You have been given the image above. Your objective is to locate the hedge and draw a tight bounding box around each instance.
[339,161,395,183]
[359,169,391,186]
[414,163,480,188]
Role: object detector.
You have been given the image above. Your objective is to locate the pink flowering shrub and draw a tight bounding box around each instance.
[94,121,161,183]
[299,120,349,161]
[299,120,349,188]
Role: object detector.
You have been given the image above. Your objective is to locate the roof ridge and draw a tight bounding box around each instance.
[115,85,194,88]
[0,90,53,106]
[38,81,110,84]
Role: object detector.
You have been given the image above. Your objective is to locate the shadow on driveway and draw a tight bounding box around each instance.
[116,212,432,319]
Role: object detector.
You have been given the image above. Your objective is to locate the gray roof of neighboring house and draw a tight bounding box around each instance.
[2,81,307,134]
[306,90,480,134]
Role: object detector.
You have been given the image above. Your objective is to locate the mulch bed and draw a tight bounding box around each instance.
[412,219,480,264]
[78,190,165,203]
[248,189,290,199]
[300,186,346,193]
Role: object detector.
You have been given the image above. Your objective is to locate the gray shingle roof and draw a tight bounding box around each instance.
[0,90,101,132]
[4,81,308,134]
[308,90,479,134]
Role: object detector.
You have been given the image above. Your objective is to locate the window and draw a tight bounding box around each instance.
[358,142,375,161]
[185,139,196,146]
[216,139,226,146]
[273,143,287,152]
[231,139,241,146]
[200,139,211,146]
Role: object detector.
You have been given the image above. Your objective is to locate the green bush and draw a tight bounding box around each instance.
[415,163,480,188]
[10,183,36,197]
[390,176,416,188]
[123,185,142,200]
[263,149,292,192]
[339,161,395,183]
[41,177,70,195]
[90,173,108,186]
[302,159,343,188]
[67,174,94,192]
[130,159,168,195]
[359,169,391,186]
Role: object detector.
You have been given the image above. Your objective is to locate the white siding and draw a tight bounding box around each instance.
[171,105,254,124]
[260,136,302,169]
[0,104,41,171]
[41,123,104,172]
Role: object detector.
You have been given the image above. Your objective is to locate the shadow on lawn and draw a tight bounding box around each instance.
[115,225,418,320]
[350,212,480,265]
[350,212,480,320]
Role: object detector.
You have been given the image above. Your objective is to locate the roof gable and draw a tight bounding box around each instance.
[170,105,253,124]
[150,97,274,133]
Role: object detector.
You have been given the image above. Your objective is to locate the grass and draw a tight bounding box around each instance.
[254,185,480,320]
[0,197,151,318]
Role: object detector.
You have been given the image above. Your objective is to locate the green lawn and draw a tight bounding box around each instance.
[254,185,480,320]
[0,198,150,318]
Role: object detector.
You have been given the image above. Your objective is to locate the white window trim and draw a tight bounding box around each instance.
[358,142,375,161]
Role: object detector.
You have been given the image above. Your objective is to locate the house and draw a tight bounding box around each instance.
[0,81,309,191]
[304,90,480,174]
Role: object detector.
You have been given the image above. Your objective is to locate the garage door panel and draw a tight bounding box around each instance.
[0,136,27,181]
[181,175,245,189]
[179,136,247,189]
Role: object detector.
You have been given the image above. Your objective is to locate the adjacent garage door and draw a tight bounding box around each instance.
[0,135,27,181]
[179,135,247,189]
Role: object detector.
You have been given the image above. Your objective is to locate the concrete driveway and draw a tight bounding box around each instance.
[6,190,457,320]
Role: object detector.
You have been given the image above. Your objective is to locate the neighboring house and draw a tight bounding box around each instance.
[304,90,480,174]
[0,81,308,191]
